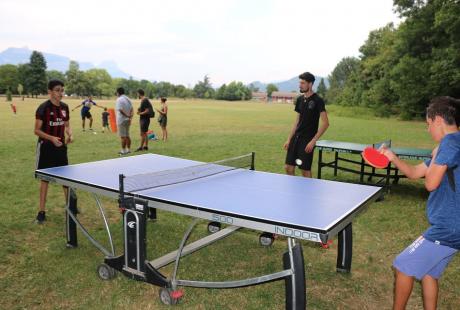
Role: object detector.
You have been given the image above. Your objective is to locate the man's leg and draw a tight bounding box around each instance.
[82,119,85,130]
[300,169,312,178]
[421,275,438,310]
[285,164,295,176]
[89,117,93,129]
[393,269,414,310]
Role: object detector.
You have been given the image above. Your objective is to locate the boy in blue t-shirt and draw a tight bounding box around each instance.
[381,96,460,309]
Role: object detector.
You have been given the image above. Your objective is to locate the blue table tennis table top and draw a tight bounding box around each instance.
[35,153,382,235]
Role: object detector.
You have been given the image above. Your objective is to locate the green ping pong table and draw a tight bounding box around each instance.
[315,140,432,190]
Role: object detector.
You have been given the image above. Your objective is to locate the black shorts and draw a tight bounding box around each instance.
[140,118,150,133]
[81,110,92,120]
[36,141,68,170]
[285,135,315,171]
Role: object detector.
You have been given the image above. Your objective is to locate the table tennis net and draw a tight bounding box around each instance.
[123,153,254,193]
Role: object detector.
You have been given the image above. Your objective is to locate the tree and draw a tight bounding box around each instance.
[316,78,327,101]
[0,64,19,94]
[27,51,48,97]
[326,57,360,104]
[46,70,66,83]
[6,89,12,101]
[17,84,24,99]
[17,64,31,96]
[65,61,86,96]
[266,83,278,98]
[84,68,112,97]
[193,75,215,99]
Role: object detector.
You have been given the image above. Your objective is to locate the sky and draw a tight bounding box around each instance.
[0,0,400,86]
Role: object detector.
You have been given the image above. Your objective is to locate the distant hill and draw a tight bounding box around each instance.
[250,75,329,92]
[0,47,130,78]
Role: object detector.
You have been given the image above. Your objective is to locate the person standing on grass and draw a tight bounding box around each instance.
[72,95,104,132]
[156,97,168,142]
[115,87,133,155]
[135,89,154,151]
[101,107,110,133]
[34,79,73,224]
[380,96,460,310]
[283,71,329,177]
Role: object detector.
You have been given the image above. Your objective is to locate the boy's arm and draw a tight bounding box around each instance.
[381,147,428,179]
[306,111,329,153]
[65,120,74,144]
[424,147,447,191]
[71,103,82,111]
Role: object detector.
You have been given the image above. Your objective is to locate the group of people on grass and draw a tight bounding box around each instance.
[34,74,459,309]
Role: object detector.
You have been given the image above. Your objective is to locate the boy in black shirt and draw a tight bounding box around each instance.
[34,79,74,223]
[284,72,329,177]
[101,107,110,132]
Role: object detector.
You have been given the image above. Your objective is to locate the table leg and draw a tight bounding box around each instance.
[336,223,353,273]
[66,188,78,247]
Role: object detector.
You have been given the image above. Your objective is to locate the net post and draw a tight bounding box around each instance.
[119,174,125,207]
[250,152,255,170]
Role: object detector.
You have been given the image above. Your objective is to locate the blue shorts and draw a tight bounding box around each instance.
[393,236,458,280]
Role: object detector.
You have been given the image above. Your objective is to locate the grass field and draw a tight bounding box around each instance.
[0,97,458,309]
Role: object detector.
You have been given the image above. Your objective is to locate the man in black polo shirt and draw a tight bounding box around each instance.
[34,79,74,223]
[135,89,154,152]
[284,72,329,177]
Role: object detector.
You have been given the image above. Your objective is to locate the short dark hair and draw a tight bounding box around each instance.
[426,96,460,126]
[299,72,315,83]
[137,89,145,96]
[161,97,167,103]
[116,87,125,95]
[48,79,64,90]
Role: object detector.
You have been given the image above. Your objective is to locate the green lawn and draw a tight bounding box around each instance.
[0,97,458,309]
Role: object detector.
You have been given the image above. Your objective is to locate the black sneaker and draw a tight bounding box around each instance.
[36,211,46,224]
[143,146,148,151]
[134,147,143,152]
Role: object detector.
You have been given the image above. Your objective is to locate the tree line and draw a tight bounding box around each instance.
[325,0,460,119]
[0,54,252,101]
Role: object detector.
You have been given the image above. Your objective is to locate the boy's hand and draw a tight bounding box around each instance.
[379,145,396,162]
[283,140,290,150]
[51,136,63,147]
[305,139,316,153]
[66,135,74,144]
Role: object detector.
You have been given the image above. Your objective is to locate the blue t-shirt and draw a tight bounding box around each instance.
[423,131,460,249]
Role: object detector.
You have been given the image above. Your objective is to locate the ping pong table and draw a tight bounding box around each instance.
[35,153,382,309]
[316,140,432,189]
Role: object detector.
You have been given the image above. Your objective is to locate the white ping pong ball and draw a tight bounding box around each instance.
[295,159,302,165]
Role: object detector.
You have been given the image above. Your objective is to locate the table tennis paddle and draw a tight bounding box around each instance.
[362,147,390,169]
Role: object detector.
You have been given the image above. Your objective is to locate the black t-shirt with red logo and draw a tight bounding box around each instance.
[35,100,70,144]
[294,93,325,139]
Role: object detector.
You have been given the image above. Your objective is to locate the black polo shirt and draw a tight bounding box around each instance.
[139,98,153,120]
[294,93,325,138]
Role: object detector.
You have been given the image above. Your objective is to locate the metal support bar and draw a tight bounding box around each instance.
[150,226,240,269]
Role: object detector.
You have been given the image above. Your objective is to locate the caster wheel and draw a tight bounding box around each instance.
[97,263,116,280]
[259,232,274,246]
[159,288,182,305]
[207,221,221,234]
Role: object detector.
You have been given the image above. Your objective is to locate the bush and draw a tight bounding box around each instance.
[6,90,12,101]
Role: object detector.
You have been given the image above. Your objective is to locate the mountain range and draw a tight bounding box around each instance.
[0,47,329,90]
[0,47,130,78]
[250,75,329,93]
